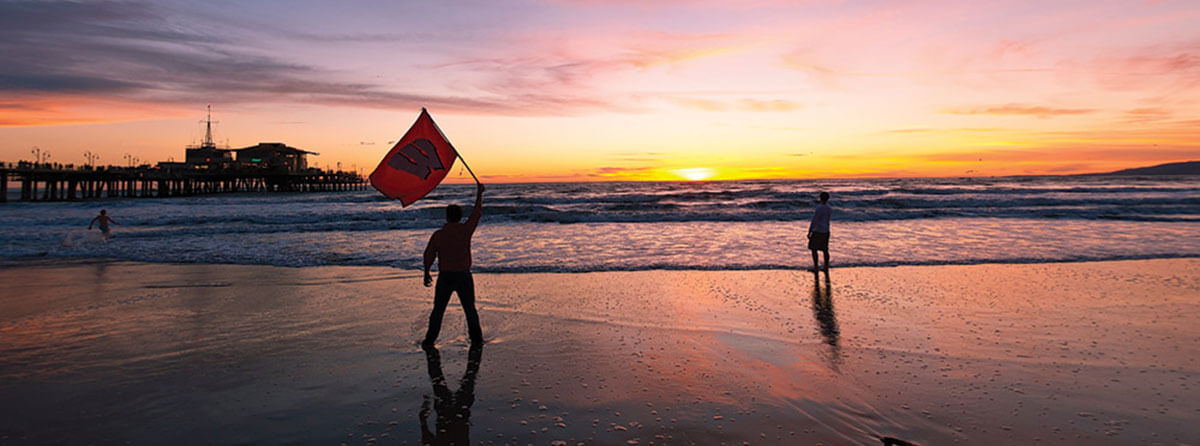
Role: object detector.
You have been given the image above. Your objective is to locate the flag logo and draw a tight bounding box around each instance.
[369,109,458,206]
[386,138,444,180]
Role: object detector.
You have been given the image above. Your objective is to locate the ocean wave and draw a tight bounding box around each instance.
[3,177,1198,273]
[3,204,1197,242]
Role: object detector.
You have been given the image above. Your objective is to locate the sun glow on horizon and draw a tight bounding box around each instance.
[673,168,716,181]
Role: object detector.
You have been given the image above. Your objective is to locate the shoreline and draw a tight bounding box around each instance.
[4,253,1200,273]
[2,258,1197,444]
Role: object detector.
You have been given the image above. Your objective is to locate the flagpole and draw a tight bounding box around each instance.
[424,107,481,185]
[456,150,481,185]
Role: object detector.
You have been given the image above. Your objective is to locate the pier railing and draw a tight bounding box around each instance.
[0,162,367,202]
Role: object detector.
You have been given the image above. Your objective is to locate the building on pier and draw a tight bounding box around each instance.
[234,143,315,173]
[163,106,316,173]
[184,146,232,170]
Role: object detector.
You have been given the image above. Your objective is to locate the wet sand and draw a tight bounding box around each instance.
[1,258,1197,445]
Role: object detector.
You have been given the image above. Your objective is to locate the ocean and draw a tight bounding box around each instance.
[2,176,1197,272]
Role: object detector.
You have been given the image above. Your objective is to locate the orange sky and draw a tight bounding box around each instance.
[1,1,1197,182]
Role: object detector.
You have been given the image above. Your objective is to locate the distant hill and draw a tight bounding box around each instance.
[1087,160,1200,176]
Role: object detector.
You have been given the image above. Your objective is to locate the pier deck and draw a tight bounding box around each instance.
[0,163,367,203]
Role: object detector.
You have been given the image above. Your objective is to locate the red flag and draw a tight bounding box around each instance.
[369,108,458,206]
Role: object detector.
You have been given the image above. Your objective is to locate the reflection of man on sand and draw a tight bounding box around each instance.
[419,344,482,446]
[811,272,841,369]
[88,209,120,240]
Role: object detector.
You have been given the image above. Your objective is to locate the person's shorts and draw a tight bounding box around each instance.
[808,231,830,251]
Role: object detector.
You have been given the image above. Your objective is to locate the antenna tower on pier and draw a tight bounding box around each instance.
[202,104,217,148]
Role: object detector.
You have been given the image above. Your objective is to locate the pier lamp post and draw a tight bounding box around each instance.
[31,146,50,164]
[84,151,99,167]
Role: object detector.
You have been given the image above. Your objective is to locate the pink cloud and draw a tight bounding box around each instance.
[663,96,800,112]
[1088,43,1200,91]
[943,103,1096,118]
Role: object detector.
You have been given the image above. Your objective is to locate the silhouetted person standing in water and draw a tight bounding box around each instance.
[807,191,832,272]
[88,209,119,240]
[423,183,485,347]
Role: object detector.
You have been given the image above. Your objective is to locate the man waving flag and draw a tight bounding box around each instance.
[370,109,488,347]
[370,108,471,206]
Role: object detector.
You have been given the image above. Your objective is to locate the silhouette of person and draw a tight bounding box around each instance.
[422,183,485,347]
[419,344,482,446]
[810,271,841,369]
[88,209,120,240]
[806,191,832,272]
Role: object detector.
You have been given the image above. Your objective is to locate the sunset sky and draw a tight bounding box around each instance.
[1,0,1197,182]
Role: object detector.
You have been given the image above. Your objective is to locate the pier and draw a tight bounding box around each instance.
[0,162,367,203]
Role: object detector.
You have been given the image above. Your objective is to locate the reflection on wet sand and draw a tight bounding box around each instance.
[810,271,841,370]
[419,344,483,446]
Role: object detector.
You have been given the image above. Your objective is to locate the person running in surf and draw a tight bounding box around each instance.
[422,183,486,347]
[88,209,120,240]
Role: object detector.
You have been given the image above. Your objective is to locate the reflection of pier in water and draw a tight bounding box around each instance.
[0,162,365,203]
[810,272,841,370]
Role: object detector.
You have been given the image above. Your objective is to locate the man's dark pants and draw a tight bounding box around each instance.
[424,271,483,344]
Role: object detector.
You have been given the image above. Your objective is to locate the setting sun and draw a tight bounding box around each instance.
[673,168,715,181]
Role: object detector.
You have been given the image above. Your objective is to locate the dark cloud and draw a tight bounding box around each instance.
[0,1,604,115]
[0,102,47,111]
[0,73,145,93]
[286,31,437,43]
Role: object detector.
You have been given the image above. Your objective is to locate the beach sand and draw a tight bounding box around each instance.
[1,258,1197,445]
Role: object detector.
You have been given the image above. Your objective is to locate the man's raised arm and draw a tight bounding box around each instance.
[466,183,485,231]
